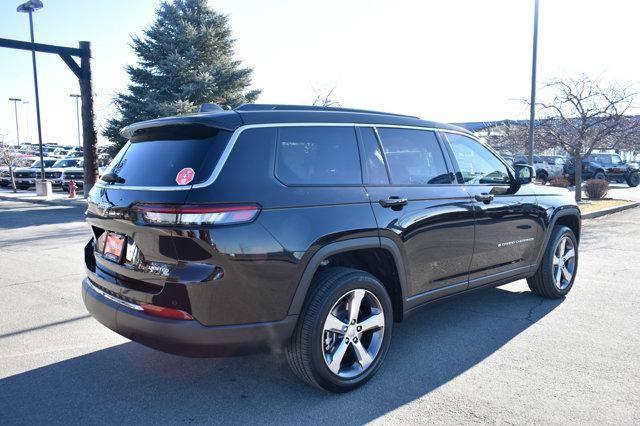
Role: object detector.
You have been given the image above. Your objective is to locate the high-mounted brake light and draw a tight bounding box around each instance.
[134,204,260,226]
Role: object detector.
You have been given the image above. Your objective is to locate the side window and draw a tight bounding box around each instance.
[377,128,451,185]
[446,133,511,185]
[359,127,389,185]
[276,126,361,185]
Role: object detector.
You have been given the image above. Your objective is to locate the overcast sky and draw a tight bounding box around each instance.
[0,0,638,145]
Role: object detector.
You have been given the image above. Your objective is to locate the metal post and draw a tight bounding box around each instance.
[527,0,540,166]
[28,9,45,180]
[70,94,81,147]
[23,100,30,143]
[9,97,21,144]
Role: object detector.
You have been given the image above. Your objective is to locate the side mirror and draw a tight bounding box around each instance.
[514,164,535,185]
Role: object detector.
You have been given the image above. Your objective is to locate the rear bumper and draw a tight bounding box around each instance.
[82,278,298,357]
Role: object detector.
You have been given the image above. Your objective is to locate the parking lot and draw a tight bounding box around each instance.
[0,191,639,424]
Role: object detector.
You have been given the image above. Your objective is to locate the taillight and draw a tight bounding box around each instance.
[133,204,260,226]
[140,303,193,320]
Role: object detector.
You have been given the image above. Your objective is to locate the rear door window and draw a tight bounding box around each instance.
[376,128,451,185]
[104,126,231,187]
[275,126,361,185]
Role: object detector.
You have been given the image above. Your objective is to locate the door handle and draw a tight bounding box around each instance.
[379,196,408,208]
[474,193,494,204]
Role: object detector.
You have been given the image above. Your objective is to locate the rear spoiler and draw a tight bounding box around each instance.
[120,111,242,140]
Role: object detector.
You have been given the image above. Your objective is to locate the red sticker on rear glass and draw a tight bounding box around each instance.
[176,168,195,185]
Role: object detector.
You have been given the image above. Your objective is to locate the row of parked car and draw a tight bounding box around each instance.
[0,156,102,191]
[15,143,84,159]
[502,153,640,187]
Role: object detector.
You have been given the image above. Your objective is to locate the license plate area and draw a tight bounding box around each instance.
[103,232,126,263]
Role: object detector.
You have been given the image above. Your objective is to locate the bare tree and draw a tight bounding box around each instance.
[312,85,341,107]
[534,75,637,201]
[484,121,531,154]
[0,133,18,193]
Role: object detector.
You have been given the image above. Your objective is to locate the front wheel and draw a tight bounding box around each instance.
[286,267,393,393]
[626,172,640,187]
[528,225,578,298]
[536,170,548,183]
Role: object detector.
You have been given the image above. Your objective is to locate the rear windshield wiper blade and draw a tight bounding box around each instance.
[101,172,126,184]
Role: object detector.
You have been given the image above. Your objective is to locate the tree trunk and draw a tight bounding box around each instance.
[574,153,582,202]
[79,41,99,198]
[9,164,16,193]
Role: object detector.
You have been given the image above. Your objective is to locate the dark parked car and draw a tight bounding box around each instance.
[564,153,640,187]
[83,104,581,392]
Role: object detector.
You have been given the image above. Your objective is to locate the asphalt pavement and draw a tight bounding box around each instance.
[0,190,639,424]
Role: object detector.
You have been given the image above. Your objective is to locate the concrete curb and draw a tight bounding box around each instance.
[0,194,86,207]
[582,201,640,219]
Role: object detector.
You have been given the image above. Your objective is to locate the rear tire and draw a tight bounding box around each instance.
[594,171,606,180]
[528,226,578,298]
[626,172,640,187]
[286,267,393,393]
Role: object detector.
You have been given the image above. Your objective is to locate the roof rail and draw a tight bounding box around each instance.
[235,103,418,119]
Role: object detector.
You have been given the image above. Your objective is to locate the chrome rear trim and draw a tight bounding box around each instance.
[86,279,144,311]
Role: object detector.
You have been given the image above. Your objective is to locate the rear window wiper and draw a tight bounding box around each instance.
[101,172,126,184]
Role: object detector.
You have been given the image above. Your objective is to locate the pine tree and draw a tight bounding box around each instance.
[103,0,260,149]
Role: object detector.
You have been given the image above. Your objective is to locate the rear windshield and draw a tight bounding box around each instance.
[31,159,57,168]
[104,126,231,187]
[52,159,80,168]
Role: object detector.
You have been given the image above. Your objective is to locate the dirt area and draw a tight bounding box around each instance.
[578,198,634,214]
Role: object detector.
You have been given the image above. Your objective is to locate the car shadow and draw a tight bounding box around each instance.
[0,204,86,230]
[0,286,562,424]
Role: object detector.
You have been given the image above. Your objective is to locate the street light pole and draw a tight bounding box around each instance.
[9,97,21,145]
[17,0,45,184]
[22,100,30,143]
[527,0,540,166]
[70,94,81,147]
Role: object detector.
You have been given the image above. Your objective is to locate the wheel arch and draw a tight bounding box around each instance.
[287,237,408,322]
[533,208,581,268]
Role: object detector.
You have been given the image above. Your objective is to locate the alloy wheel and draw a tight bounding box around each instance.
[321,289,385,379]
[552,236,576,290]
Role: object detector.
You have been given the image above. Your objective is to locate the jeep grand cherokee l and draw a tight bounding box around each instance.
[564,153,640,187]
[83,104,581,392]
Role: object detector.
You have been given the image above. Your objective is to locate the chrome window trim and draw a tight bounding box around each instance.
[95,122,475,191]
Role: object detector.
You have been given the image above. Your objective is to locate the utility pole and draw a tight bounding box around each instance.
[70,94,81,147]
[9,97,21,144]
[23,100,30,143]
[527,0,540,166]
[4,0,99,197]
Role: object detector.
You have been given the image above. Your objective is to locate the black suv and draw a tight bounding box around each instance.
[564,153,640,187]
[83,104,581,392]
